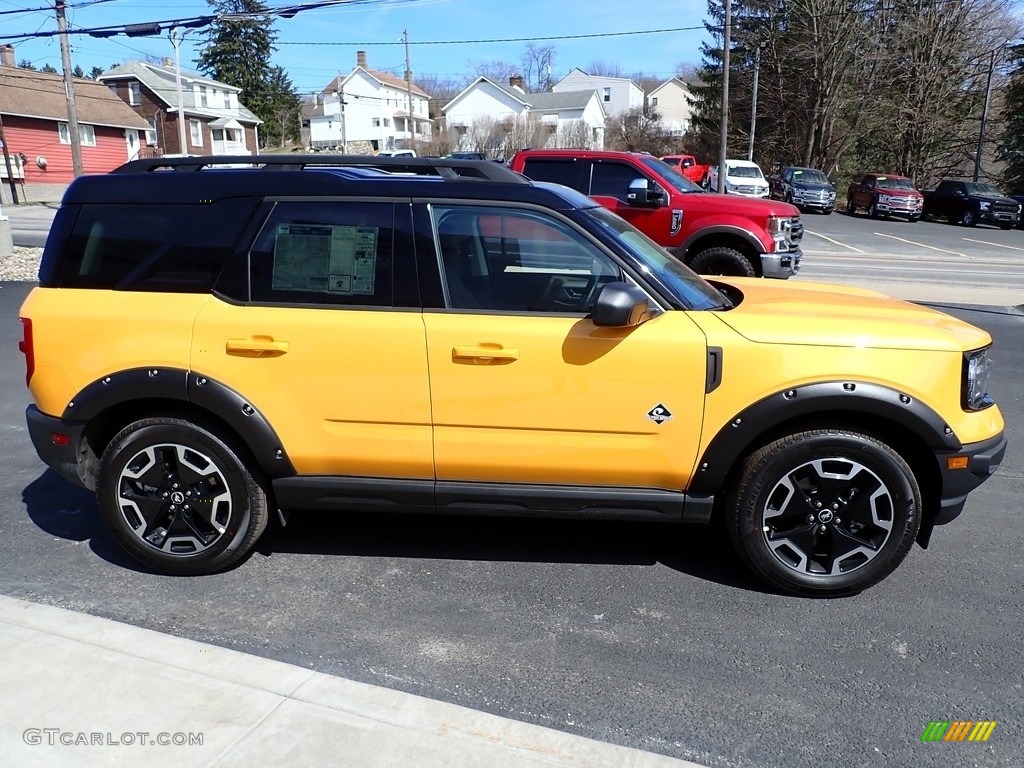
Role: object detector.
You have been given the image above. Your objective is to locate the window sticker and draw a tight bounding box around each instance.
[271,224,378,295]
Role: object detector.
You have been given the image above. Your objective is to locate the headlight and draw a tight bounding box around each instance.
[962,347,995,411]
[767,215,792,235]
[979,201,990,210]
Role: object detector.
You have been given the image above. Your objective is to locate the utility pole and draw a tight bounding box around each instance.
[335,81,347,153]
[748,44,761,163]
[718,0,731,193]
[974,48,996,182]
[55,0,84,178]
[169,27,189,155]
[402,29,414,148]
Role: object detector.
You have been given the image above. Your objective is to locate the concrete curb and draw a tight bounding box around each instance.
[0,595,705,768]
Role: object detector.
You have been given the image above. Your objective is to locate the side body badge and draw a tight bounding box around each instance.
[647,403,673,425]
[670,209,684,236]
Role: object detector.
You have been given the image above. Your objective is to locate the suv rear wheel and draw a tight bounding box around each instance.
[688,246,756,278]
[726,429,921,596]
[97,417,269,575]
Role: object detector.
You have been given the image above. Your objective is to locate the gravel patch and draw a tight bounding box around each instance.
[0,246,42,282]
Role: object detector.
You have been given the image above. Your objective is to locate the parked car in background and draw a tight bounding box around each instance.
[448,151,487,160]
[704,159,770,198]
[377,149,417,158]
[1011,196,1024,229]
[510,149,802,278]
[846,173,923,221]
[769,167,836,214]
[922,179,1020,229]
[660,154,712,185]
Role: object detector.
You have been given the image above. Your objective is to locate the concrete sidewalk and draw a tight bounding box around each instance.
[0,595,705,768]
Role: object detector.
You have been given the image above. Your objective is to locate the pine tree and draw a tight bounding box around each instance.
[998,43,1024,194]
[195,0,289,148]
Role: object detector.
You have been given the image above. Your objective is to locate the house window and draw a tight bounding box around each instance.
[145,117,157,146]
[373,118,380,127]
[189,119,203,147]
[199,87,208,108]
[58,122,96,146]
[603,87,611,103]
[129,82,141,106]
[651,96,658,107]
[383,118,390,127]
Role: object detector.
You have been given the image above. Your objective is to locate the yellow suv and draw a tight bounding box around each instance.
[18,156,1006,596]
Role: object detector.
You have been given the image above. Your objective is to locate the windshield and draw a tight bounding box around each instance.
[582,206,730,311]
[965,182,1003,196]
[726,164,764,179]
[639,156,704,193]
[876,176,915,190]
[792,169,829,184]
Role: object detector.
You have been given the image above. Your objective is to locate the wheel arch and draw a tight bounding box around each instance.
[692,382,954,537]
[63,368,295,489]
[676,228,763,272]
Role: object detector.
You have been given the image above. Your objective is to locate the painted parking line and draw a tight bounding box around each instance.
[802,230,864,253]
[961,237,1024,253]
[873,233,967,257]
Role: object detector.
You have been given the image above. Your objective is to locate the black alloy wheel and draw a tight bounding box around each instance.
[727,429,921,596]
[97,417,269,575]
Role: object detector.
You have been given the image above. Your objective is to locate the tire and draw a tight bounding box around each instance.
[97,417,269,575]
[726,429,921,597]
[961,209,978,227]
[868,199,879,219]
[908,215,920,223]
[1000,223,1012,230]
[688,246,757,278]
[846,198,855,215]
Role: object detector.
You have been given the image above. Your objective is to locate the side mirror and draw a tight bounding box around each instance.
[626,178,665,206]
[592,282,651,327]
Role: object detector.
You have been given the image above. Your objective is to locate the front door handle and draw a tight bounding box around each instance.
[226,337,289,357]
[452,345,519,363]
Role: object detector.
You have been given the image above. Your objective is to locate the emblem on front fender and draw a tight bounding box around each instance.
[670,209,683,236]
[647,403,673,424]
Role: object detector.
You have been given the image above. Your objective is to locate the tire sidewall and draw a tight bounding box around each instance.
[97,419,262,575]
[690,247,756,278]
[729,432,920,596]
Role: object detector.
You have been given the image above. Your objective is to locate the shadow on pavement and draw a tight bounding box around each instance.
[21,469,150,573]
[22,468,773,592]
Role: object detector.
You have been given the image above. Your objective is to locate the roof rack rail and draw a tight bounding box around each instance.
[113,154,528,184]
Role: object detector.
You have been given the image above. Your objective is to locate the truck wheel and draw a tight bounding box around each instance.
[726,429,921,597]
[845,199,855,215]
[96,417,269,575]
[868,199,879,219]
[961,209,978,227]
[689,247,756,278]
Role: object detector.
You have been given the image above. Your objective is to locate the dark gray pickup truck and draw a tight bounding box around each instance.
[922,179,1021,228]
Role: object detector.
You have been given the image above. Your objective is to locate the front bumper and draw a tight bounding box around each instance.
[26,405,90,490]
[934,430,1006,525]
[979,210,1020,227]
[759,247,802,279]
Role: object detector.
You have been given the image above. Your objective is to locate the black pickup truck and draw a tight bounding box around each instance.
[922,179,1021,228]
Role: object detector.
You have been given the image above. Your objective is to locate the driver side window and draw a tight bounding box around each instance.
[432,205,622,314]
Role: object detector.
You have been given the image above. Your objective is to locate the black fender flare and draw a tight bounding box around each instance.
[62,367,296,477]
[688,380,960,496]
[675,225,765,260]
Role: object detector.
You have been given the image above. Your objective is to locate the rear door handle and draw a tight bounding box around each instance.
[452,345,519,362]
[226,338,289,356]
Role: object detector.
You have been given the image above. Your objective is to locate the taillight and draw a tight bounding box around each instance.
[18,317,34,387]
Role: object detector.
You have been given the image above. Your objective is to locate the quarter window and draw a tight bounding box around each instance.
[589,162,648,201]
[432,205,622,313]
[249,202,395,307]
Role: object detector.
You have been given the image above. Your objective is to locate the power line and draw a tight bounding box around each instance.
[276,26,708,47]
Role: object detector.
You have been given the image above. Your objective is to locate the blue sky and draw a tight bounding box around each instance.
[2,0,711,94]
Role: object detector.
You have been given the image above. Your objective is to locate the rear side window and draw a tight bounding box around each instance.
[590,162,647,201]
[59,199,256,291]
[520,159,584,192]
[249,201,395,307]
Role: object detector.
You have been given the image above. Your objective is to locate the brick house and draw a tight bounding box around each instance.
[99,61,261,156]
[0,46,151,184]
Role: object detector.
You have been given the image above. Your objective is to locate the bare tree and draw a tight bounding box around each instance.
[521,44,556,91]
[472,60,519,85]
[498,114,548,157]
[556,119,594,149]
[585,60,625,77]
[606,107,672,154]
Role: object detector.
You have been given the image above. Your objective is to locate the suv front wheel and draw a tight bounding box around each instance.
[726,429,921,596]
[97,417,269,575]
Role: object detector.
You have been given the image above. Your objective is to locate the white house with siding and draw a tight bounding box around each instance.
[551,68,644,118]
[648,78,694,137]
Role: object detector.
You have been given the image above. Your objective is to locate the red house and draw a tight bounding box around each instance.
[0,51,150,185]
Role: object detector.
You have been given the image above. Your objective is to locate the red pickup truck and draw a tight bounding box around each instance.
[846,173,924,221]
[509,149,803,278]
[660,154,712,186]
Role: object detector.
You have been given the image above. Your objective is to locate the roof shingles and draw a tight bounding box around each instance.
[0,68,149,129]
